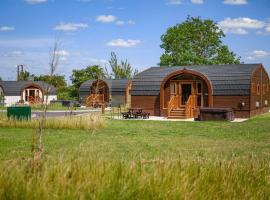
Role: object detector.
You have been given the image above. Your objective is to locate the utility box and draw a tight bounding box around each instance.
[7,106,31,120]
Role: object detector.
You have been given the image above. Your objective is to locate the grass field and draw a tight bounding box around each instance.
[0,113,270,199]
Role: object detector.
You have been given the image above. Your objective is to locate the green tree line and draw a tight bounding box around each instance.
[12,52,138,100]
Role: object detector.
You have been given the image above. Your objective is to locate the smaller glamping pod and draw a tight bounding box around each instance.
[79,79,132,107]
[0,81,57,106]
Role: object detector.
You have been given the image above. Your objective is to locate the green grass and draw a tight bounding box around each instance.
[0,113,270,199]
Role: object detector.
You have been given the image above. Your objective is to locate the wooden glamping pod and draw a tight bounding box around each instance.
[80,79,132,107]
[0,81,57,106]
[131,64,269,119]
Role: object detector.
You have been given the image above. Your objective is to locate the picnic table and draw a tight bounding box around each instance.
[122,108,150,119]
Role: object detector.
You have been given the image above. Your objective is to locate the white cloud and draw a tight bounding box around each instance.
[167,0,182,5]
[107,39,141,47]
[223,0,248,5]
[247,50,270,60]
[55,50,70,56]
[89,58,109,64]
[191,0,204,4]
[266,26,270,33]
[256,23,270,35]
[116,20,135,26]
[0,26,15,31]
[116,21,125,25]
[219,17,265,35]
[127,20,135,24]
[25,0,48,4]
[96,15,117,23]
[223,28,248,35]
[262,24,270,34]
[54,23,88,31]
[219,17,264,29]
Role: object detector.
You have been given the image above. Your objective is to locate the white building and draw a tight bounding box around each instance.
[0,81,57,106]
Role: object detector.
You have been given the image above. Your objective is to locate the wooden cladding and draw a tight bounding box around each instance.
[251,83,256,94]
[250,66,270,111]
[263,84,266,95]
[257,84,260,95]
[251,82,269,95]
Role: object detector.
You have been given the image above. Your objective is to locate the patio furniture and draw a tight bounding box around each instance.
[121,111,132,119]
[121,108,150,119]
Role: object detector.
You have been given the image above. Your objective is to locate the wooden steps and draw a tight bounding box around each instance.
[86,94,105,107]
[168,108,186,119]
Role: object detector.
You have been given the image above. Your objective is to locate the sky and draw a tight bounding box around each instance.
[0,0,270,82]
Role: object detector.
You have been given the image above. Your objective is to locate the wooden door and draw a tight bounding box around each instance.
[179,82,193,106]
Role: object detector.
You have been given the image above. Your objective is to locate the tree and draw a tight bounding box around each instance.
[108,52,138,79]
[31,40,62,171]
[34,75,67,89]
[160,16,240,66]
[70,65,106,98]
[34,75,70,100]
[18,70,35,81]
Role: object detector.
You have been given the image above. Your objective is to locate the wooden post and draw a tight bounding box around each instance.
[101,104,105,114]
[118,104,120,119]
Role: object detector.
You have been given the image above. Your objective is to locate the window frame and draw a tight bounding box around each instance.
[263,84,266,95]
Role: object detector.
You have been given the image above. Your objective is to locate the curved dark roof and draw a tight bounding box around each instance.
[131,64,263,96]
[0,81,57,96]
[80,79,130,97]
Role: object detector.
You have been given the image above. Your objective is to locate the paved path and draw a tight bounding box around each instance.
[112,116,248,122]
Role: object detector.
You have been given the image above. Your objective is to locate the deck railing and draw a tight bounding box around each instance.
[28,96,42,104]
[185,95,195,118]
[86,94,105,107]
[168,95,178,116]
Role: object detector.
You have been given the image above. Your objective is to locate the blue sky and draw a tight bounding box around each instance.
[0,0,270,81]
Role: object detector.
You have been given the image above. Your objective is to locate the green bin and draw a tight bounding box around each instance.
[7,106,31,120]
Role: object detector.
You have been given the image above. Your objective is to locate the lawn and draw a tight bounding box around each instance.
[0,113,270,199]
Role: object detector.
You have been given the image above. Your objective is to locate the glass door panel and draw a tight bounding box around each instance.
[181,83,192,105]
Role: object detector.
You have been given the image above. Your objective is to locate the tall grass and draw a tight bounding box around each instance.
[30,103,76,111]
[0,153,269,200]
[0,113,105,130]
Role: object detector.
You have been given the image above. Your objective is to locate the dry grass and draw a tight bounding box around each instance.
[0,113,105,131]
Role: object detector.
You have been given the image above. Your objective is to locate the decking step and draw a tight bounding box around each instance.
[170,111,185,114]
[170,112,185,116]
[170,110,184,113]
[169,109,185,118]
[168,116,186,119]
[172,109,185,111]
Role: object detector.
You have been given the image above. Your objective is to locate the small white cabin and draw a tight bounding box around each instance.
[0,81,57,106]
